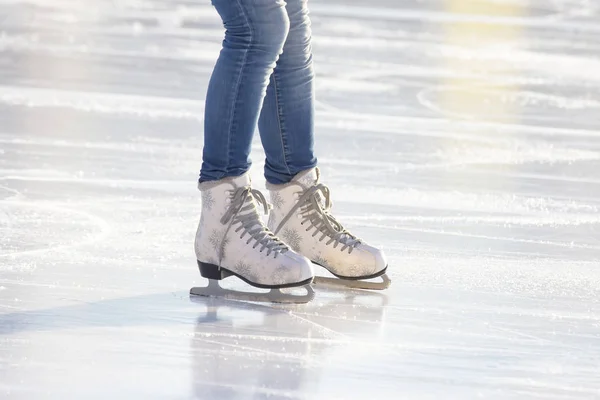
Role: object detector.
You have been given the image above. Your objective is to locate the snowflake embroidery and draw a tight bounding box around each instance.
[218,237,230,261]
[234,261,252,276]
[209,230,221,251]
[245,270,260,284]
[348,264,363,276]
[299,173,317,189]
[281,228,303,252]
[235,261,259,283]
[270,191,285,210]
[201,190,215,211]
[272,266,289,285]
[209,229,229,261]
[313,254,329,268]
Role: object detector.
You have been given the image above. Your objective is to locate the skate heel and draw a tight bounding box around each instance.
[197,261,232,280]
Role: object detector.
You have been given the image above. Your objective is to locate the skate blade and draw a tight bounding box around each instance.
[190,279,315,304]
[313,273,391,291]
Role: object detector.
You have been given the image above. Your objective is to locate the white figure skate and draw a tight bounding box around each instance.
[191,172,315,303]
[266,167,391,290]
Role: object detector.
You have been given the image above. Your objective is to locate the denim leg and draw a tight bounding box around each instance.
[200,0,290,182]
[258,0,317,185]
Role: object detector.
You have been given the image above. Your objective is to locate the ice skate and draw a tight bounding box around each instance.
[266,167,391,291]
[191,172,315,304]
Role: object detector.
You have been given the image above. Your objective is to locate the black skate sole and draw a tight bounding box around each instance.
[197,261,313,290]
[311,262,388,281]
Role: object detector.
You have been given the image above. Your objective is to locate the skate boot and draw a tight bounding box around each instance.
[266,167,391,290]
[191,172,315,303]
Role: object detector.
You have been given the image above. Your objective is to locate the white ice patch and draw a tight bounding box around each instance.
[433,140,600,165]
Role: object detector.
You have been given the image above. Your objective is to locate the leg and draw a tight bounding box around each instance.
[258,0,317,185]
[200,0,290,182]
[195,0,315,303]
[258,1,390,290]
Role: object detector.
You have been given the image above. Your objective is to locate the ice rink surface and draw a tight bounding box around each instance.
[1,0,600,398]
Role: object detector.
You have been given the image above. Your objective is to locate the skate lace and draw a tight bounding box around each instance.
[278,184,361,253]
[220,187,289,258]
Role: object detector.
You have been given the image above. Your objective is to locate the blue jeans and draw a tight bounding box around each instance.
[200,0,317,185]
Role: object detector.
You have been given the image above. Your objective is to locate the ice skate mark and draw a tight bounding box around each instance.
[187,379,308,399]
[0,136,200,155]
[281,312,346,339]
[13,2,219,34]
[0,304,20,311]
[319,114,600,146]
[0,175,195,193]
[316,72,419,95]
[198,338,318,363]
[318,154,577,175]
[417,86,479,121]
[0,201,111,258]
[316,103,600,139]
[417,85,600,121]
[292,298,388,325]
[325,37,600,81]
[483,171,600,186]
[0,85,203,121]
[355,223,600,251]
[0,207,11,234]
[0,33,221,63]
[0,279,123,295]
[0,184,24,201]
[442,310,590,352]
[193,331,354,346]
[550,0,600,21]
[192,297,346,341]
[334,187,599,215]
[345,214,600,227]
[311,4,600,29]
[277,313,349,342]
[317,74,394,93]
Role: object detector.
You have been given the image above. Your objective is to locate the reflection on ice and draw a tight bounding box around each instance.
[190,290,389,399]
